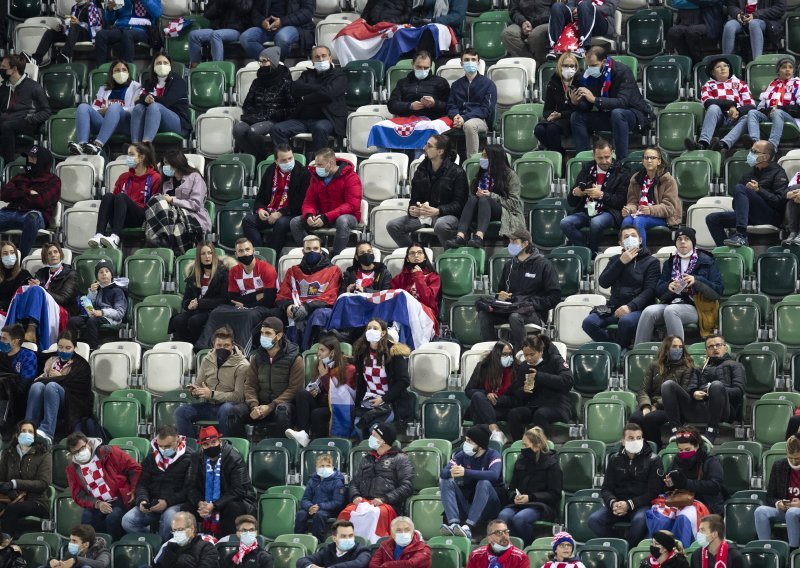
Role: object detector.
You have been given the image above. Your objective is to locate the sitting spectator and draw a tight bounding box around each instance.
[220,514,273,568]
[369,516,431,568]
[242,145,309,253]
[722,0,784,61]
[390,244,441,328]
[498,427,562,546]
[588,423,664,546]
[244,317,304,435]
[583,226,659,348]
[362,0,412,24]
[621,149,681,248]
[747,58,800,153]
[508,335,574,440]
[755,434,800,549]
[352,319,413,439]
[542,532,586,568]
[184,426,256,538]
[685,57,754,154]
[294,453,346,541]
[784,172,800,245]
[0,145,60,259]
[121,426,193,541]
[270,46,346,152]
[25,0,102,65]
[188,0,253,67]
[175,326,249,438]
[70,60,140,156]
[502,0,553,63]
[560,139,629,254]
[144,149,210,254]
[297,520,372,568]
[0,55,51,165]
[645,531,690,568]
[634,227,724,344]
[0,420,52,536]
[55,524,111,568]
[691,515,744,568]
[387,51,450,121]
[153,511,219,568]
[239,0,315,60]
[387,135,468,248]
[68,260,128,349]
[0,324,39,416]
[130,54,191,144]
[464,341,519,445]
[705,140,787,247]
[286,336,356,446]
[447,144,525,250]
[439,425,503,540]
[447,49,497,158]
[0,242,30,314]
[630,336,694,450]
[26,329,91,444]
[341,241,392,294]
[570,48,652,159]
[466,519,528,568]
[290,149,362,257]
[94,0,161,65]
[233,49,294,163]
[89,142,162,250]
[534,53,581,153]
[409,0,468,41]
[0,533,25,568]
[338,423,414,537]
[666,1,724,64]
[65,431,142,541]
[661,334,744,443]
[547,0,617,58]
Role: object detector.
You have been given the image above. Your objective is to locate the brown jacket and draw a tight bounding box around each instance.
[0,442,52,507]
[623,171,682,226]
[192,346,250,404]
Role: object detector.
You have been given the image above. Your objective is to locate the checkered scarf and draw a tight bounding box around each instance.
[133,0,146,17]
[152,436,187,472]
[201,457,221,535]
[364,352,388,397]
[700,76,754,106]
[759,77,800,109]
[232,539,258,565]
[144,194,203,255]
[81,456,114,502]
[639,176,655,207]
[671,250,698,297]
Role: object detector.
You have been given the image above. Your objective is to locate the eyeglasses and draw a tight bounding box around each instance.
[407,250,425,256]
[562,64,577,69]
[489,529,511,537]
[706,343,725,350]
[69,444,87,456]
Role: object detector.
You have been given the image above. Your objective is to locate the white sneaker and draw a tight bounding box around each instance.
[489,430,507,446]
[100,233,120,249]
[35,429,52,448]
[88,233,103,248]
[285,428,310,448]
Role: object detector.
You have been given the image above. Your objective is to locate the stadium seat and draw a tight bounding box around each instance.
[672,153,714,201]
[723,497,762,545]
[566,151,595,190]
[315,14,354,56]
[410,346,453,395]
[405,447,442,492]
[208,156,251,203]
[487,57,535,106]
[39,64,82,110]
[501,104,541,156]
[549,254,583,297]
[752,399,794,446]
[720,296,766,347]
[657,103,700,155]
[514,150,560,204]
[266,542,306,568]
[89,341,141,394]
[554,294,607,348]
[195,106,240,157]
[429,543,460,568]
[711,447,753,494]
[558,447,597,494]
[448,294,483,347]
[642,62,682,107]
[132,300,175,348]
[564,494,604,543]
[215,201,251,251]
[625,9,665,59]
[55,155,103,204]
[111,539,153,568]
[46,108,77,159]
[470,11,511,62]
[584,398,626,443]
[740,543,782,568]
[436,250,477,299]
[358,153,407,204]
[787,11,800,56]
[141,346,187,395]
[258,494,297,540]
[420,398,462,442]
[188,61,234,111]
[758,251,799,298]
[124,255,165,300]
[407,494,445,540]
[343,63,376,109]
[54,492,83,538]
[101,397,141,439]
[437,58,487,86]
[109,436,151,463]
[346,104,391,157]
[529,197,567,249]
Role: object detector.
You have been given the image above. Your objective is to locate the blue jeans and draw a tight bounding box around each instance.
[25,381,64,438]
[94,27,148,66]
[560,210,616,253]
[0,210,45,258]
[755,505,800,547]
[188,28,241,63]
[130,102,183,142]
[571,108,638,158]
[75,103,131,145]
[439,478,501,527]
[722,18,766,59]
[498,506,541,546]
[121,503,183,542]
[81,499,126,541]
[270,118,335,152]
[294,508,332,542]
[748,108,796,150]
[705,183,783,244]
[588,505,649,546]
[620,215,667,248]
[174,401,248,438]
[700,104,748,145]
[582,309,642,348]
[239,26,300,60]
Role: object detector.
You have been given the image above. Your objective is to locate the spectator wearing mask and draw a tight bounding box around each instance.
[0,243,30,315]
[0,55,51,164]
[93,0,161,66]
[389,244,441,331]
[721,0,785,61]
[296,520,372,568]
[68,260,128,349]
[239,0,315,60]
[747,58,800,153]
[534,52,582,153]
[340,241,392,294]
[446,49,497,157]
[130,53,191,143]
[465,519,528,568]
[464,341,519,446]
[690,515,744,568]
[755,434,800,549]
[387,51,450,121]
[153,511,220,568]
[368,516,431,568]
[294,454,346,541]
[220,514,273,568]
[54,524,111,568]
[187,0,254,67]
[0,324,39,410]
[644,531,690,568]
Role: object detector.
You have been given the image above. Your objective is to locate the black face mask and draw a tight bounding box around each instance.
[204,444,221,458]
[237,254,254,266]
[201,262,213,269]
[0,69,11,83]
[216,348,231,364]
[257,66,273,77]
[650,546,662,559]
[358,253,375,266]
[520,447,537,461]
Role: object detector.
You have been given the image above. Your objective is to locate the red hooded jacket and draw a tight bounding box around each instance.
[301,159,362,223]
[277,263,342,307]
[369,532,432,568]
[112,167,163,207]
[66,442,142,509]
[390,267,441,315]
[466,545,528,568]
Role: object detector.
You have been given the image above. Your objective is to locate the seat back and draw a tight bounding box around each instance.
[420,399,462,442]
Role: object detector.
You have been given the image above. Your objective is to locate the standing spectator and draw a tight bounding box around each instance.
[220,515,273,568]
[502,0,553,63]
[534,52,581,153]
[294,454,346,541]
[188,0,253,67]
[297,520,372,568]
[690,516,745,568]
[340,241,392,294]
[464,341,520,446]
[94,0,161,66]
[446,49,497,158]
[368,516,431,568]
[68,259,128,349]
[0,242,30,314]
[25,0,103,65]
[721,0,785,60]
[547,0,618,58]
[54,524,110,568]
[152,512,220,568]
[465,519,528,568]
[239,0,315,61]
[666,0,724,64]
[130,53,191,143]
[0,55,51,166]
[747,58,800,153]
[754,435,800,549]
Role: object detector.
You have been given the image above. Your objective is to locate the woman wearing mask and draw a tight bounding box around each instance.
[389,244,441,331]
[641,531,689,568]
[88,142,162,250]
[534,53,582,154]
[621,148,681,249]
[130,53,191,143]
[69,60,140,155]
[340,241,392,294]
[630,336,695,450]
[498,427,562,546]
[542,532,586,568]
[465,341,518,447]
[0,420,52,537]
[755,435,800,548]
[144,149,211,253]
[446,144,525,250]
[0,242,31,314]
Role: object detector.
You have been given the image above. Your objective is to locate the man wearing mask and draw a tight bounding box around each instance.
[439,425,503,541]
[661,334,745,444]
[705,141,788,247]
[0,55,51,165]
[121,425,193,541]
[153,511,219,568]
[297,520,372,568]
[691,515,745,568]
[0,145,60,259]
[64,431,142,541]
[477,229,561,350]
[60,524,110,568]
[582,226,660,348]
[387,51,451,122]
[239,0,315,61]
[446,49,497,158]
[184,426,256,538]
[270,46,347,152]
[465,519,529,568]
[369,517,432,568]
[588,423,664,546]
[175,326,250,438]
[220,515,273,568]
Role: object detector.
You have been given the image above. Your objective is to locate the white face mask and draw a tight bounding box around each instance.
[239,531,257,547]
[72,447,92,464]
[317,466,334,478]
[314,60,331,72]
[623,236,640,251]
[154,63,171,78]
[624,439,644,454]
[462,442,476,456]
[562,67,577,80]
[789,461,800,471]
[500,355,514,368]
[394,532,412,547]
[365,329,382,344]
[112,71,129,85]
[172,530,189,545]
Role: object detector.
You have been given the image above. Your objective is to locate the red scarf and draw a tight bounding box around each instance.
[649,550,676,567]
[152,436,187,472]
[231,540,258,565]
[267,168,291,212]
[702,540,729,568]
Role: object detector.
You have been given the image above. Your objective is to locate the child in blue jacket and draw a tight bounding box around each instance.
[68,259,128,349]
[295,453,346,541]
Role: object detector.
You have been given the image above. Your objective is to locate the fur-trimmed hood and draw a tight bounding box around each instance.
[390,342,411,358]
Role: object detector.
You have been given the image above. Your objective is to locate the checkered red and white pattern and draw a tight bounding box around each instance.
[700,77,754,107]
[81,457,114,502]
[759,77,800,108]
[361,290,401,305]
[364,353,388,396]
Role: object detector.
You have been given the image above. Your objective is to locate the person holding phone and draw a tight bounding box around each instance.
[534,52,582,153]
[755,434,800,548]
[24,0,102,66]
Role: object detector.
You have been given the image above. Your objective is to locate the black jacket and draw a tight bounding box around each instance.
[738,162,788,213]
[340,262,393,294]
[252,0,315,51]
[641,554,690,568]
[296,542,372,568]
[505,449,562,520]
[134,446,193,508]
[354,343,413,421]
[35,264,81,315]
[136,72,191,134]
[179,264,230,313]
[154,536,219,568]
[348,448,414,512]
[509,0,553,27]
[40,353,93,437]
[253,161,310,217]
[765,457,794,508]
[690,545,744,568]
[387,72,451,120]
[205,0,254,31]
[0,76,51,125]
[727,0,785,43]
[186,441,256,513]
[541,72,581,124]
[688,353,745,418]
[408,158,469,218]
[0,441,52,508]
[292,66,348,137]
[0,269,31,313]
[361,0,412,24]
[493,250,561,321]
[0,546,26,568]
[241,65,295,125]
[221,547,273,568]
[601,443,665,510]
[598,248,660,312]
[656,249,724,304]
[568,160,630,226]
[512,343,575,418]
[667,449,725,514]
[575,60,654,130]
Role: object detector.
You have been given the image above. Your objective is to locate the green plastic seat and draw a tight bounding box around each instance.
[736,350,778,396]
[672,154,712,200]
[740,546,781,568]
[266,485,306,501]
[407,494,445,540]
[405,447,442,492]
[776,301,800,348]
[189,61,235,110]
[529,197,567,250]
[343,65,375,109]
[787,13,800,56]
[515,150,561,204]
[571,351,612,395]
[549,254,583,297]
[657,102,703,154]
[124,255,165,299]
[109,436,151,462]
[625,10,665,59]
[643,63,681,107]
[111,541,152,568]
[46,110,76,159]
[100,399,140,439]
[436,251,476,298]
[429,543,461,568]
[584,399,626,444]
[758,251,798,298]
[420,399,462,442]
[752,399,794,446]
[258,494,297,540]
[249,445,291,492]
[227,437,250,463]
[719,300,762,347]
[407,438,453,462]
[274,534,318,554]
[54,492,84,538]
[747,60,787,96]
[594,390,637,415]
[131,247,174,281]
[723,498,761,545]
[502,109,540,155]
[764,447,787,488]
[624,345,659,392]
[449,294,484,346]
[133,302,174,347]
[39,67,80,110]
[470,13,509,62]
[266,542,306,568]
[584,538,629,559]
[557,447,596,494]
[208,160,248,204]
[152,390,194,432]
[567,154,594,190]
[711,447,753,494]
[713,253,746,297]
[564,495,604,543]
[610,55,639,78]
[215,204,250,251]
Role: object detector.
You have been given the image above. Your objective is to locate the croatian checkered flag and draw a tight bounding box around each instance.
[163,17,192,38]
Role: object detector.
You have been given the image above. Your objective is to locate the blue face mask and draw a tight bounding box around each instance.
[368,435,381,450]
[1,254,16,268]
[585,66,602,78]
[314,60,331,73]
[126,156,137,169]
[278,159,294,173]
[162,165,174,177]
[315,166,329,178]
[746,151,760,167]
[17,432,34,447]
[304,251,322,265]
[507,243,523,257]
[67,543,81,556]
[260,336,274,350]
[479,157,489,170]
[463,61,478,74]
[337,538,355,551]
[0,342,12,354]
[58,350,73,361]
[414,69,429,80]
[501,355,514,368]
[623,235,640,251]
[160,447,176,458]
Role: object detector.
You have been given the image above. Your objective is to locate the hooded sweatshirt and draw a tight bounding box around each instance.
[276,253,342,310]
[494,249,561,321]
[66,438,142,509]
[0,74,52,125]
[85,278,129,326]
[0,147,60,226]
[112,166,162,207]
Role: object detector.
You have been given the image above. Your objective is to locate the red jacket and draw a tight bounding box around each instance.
[369,533,432,568]
[1,171,61,226]
[277,264,341,307]
[301,159,362,222]
[466,546,528,568]
[66,443,142,509]
[112,167,163,207]
[390,268,441,315]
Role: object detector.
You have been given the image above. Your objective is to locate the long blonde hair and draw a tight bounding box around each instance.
[193,242,219,288]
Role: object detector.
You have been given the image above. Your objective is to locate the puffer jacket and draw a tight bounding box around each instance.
[354,342,414,421]
[598,248,660,312]
[340,262,393,293]
[624,170,682,226]
[601,442,664,510]
[509,0,553,27]
[86,279,128,326]
[299,469,346,514]
[134,441,193,508]
[241,65,295,125]
[292,66,348,136]
[186,440,256,512]
[0,442,52,507]
[469,168,526,237]
[178,258,233,313]
[348,448,414,512]
[493,249,562,321]
[204,0,254,31]
[35,264,81,315]
[195,346,250,404]
[387,72,451,120]
[656,249,724,304]
[0,75,51,125]
[66,440,142,509]
[688,353,745,419]
[302,159,362,223]
[667,449,725,514]
[638,361,696,410]
[408,158,469,218]
[361,0,412,24]
[506,449,562,520]
[154,535,219,568]
[244,339,304,407]
[368,532,431,568]
[512,343,575,418]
